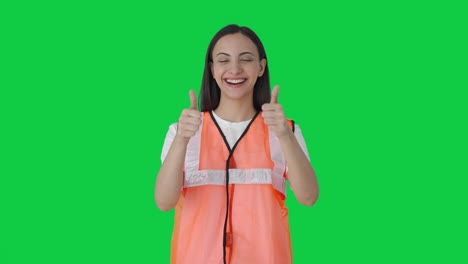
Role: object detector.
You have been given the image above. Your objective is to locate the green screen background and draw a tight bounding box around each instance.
[2,0,467,263]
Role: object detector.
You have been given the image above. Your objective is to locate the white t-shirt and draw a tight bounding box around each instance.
[161,111,310,162]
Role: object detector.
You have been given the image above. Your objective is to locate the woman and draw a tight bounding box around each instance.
[155,24,319,264]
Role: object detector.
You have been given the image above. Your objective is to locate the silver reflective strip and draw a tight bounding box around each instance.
[184,169,286,196]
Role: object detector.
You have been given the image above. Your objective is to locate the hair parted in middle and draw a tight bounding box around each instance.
[199,24,271,112]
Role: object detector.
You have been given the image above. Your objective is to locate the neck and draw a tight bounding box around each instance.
[214,98,256,122]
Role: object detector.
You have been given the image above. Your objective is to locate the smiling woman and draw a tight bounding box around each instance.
[155,24,319,264]
[210,33,267,109]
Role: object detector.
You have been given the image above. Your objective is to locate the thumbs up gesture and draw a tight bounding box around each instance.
[262,85,290,138]
[175,90,202,143]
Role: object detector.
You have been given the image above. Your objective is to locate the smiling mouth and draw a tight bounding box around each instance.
[225,78,247,85]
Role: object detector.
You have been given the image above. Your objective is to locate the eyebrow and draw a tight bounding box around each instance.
[215,51,256,57]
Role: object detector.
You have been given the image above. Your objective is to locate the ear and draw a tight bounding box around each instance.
[258,59,267,77]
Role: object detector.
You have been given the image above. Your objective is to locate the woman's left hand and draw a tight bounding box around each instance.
[262,85,291,138]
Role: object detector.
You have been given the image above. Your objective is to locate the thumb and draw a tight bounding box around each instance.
[270,85,279,104]
[189,90,197,110]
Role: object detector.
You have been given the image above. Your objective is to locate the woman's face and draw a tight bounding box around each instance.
[211,33,266,103]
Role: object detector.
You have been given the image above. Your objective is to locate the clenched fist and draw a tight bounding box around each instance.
[262,86,291,138]
[175,90,202,143]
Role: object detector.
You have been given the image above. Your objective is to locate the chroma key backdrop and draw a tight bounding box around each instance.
[2,0,466,263]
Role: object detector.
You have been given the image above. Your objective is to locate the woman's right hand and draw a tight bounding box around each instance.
[156,90,200,211]
[175,90,201,143]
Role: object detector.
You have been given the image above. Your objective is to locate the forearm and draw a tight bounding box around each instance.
[278,130,319,206]
[155,138,187,211]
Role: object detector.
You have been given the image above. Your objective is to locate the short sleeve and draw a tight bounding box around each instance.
[161,123,178,162]
[294,124,310,160]
[285,124,311,175]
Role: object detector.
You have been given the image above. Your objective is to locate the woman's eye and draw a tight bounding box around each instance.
[218,60,228,63]
[241,59,253,62]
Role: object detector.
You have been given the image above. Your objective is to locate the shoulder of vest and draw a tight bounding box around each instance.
[203,111,295,133]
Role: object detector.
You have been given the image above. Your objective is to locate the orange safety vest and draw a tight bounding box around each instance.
[171,111,294,264]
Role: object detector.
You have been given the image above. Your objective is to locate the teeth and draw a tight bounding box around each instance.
[226,79,246,84]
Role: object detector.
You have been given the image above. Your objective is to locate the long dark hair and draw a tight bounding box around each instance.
[200,24,270,112]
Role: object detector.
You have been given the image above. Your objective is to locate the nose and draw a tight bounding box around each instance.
[228,61,242,75]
